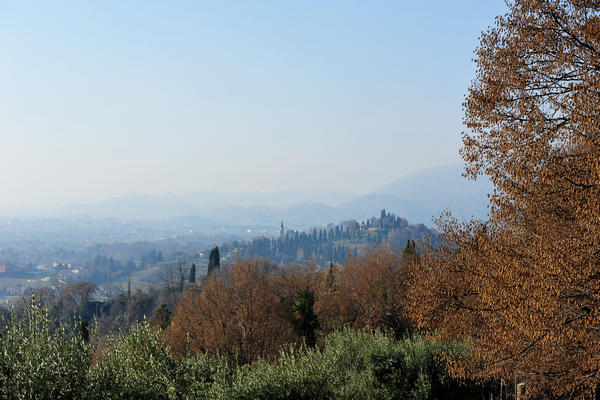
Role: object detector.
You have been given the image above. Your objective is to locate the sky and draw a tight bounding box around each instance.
[0,1,507,209]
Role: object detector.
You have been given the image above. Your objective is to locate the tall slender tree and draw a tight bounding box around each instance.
[189,263,196,284]
[292,288,318,347]
[207,246,220,276]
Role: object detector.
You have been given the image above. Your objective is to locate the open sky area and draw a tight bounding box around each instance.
[1,1,507,208]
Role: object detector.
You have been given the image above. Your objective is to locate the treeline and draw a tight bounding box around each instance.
[82,255,137,284]
[9,275,184,336]
[0,248,489,400]
[168,251,410,363]
[237,210,433,265]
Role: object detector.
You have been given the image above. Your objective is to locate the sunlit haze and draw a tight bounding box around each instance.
[0,1,507,209]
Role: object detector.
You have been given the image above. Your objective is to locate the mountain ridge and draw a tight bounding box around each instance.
[2,164,492,227]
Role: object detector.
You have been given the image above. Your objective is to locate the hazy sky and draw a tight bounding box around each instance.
[1,1,507,208]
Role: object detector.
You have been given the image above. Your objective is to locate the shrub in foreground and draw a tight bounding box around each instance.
[88,320,230,400]
[1,299,484,400]
[0,298,91,400]
[217,329,484,400]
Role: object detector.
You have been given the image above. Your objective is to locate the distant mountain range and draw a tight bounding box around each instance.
[371,164,493,224]
[7,164,493,228]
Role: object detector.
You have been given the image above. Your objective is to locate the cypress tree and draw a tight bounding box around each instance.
[292,288,319,347]
[207,246,220,276]
[152,304,172,330]
[189,263,196,283]
[403,239,417,256]
[80,320,90,343]
[325,262,336,292]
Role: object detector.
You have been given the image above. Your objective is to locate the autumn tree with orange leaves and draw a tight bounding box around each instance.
[168,259,319,364]
[407,1,600,398]
[168,251,415,363]
[316,249,411,336]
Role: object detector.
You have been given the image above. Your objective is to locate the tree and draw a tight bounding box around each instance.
[408,1,600,397]
[316,249,410,336]
[161,264,176,293]
[189,263,196,284]
[168,258,293,364]
[292,288,319,347]
[88,321,178,400]
[80,319,90,343]
[152,303,172,330]
[52,281,97,321]
[207,246,220,276]
[176,258,186,293]
[0,298,91,399]
[402,239,416,257]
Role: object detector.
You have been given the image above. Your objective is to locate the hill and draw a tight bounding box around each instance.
[5,164,492,228]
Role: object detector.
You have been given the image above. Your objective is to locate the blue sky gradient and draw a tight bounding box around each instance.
[0,1,507,207]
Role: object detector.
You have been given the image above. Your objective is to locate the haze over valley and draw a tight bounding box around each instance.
[0,163,489,304]
[8,2,585,398]
[4,163,491,226]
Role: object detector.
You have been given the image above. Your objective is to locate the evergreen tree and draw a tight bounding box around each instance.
[403,239,416,256]
[176,258,186,293]
[152,304,171,330]
[189,263,196,283]
[208,246,220,276]
[80,319,90,343]
[325,262,337,292]
[292,288,319,347]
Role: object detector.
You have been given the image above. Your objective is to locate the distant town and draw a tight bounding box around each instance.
[0,210,433,304]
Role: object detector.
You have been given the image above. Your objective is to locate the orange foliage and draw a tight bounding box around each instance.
[168,251,413,364]
[408,1,600,397]
[168,259,316,363]
[316,249,411,336]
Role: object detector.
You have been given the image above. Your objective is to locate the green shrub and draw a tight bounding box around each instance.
[220,346,332,400]
[88,320,178,400]
[316,328,395,400]
[174,353,230,400]
[0,298,91,400]
[371,334,485,400]
[88,320,231,400]
[215,329,480,400]
[0,303,483,400]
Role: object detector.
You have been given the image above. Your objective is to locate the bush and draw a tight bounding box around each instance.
[215,328,483,400]
[0,298,484,400]
[174,354,230,400]
[220,346,331,400]
[0,298,91,400]
[88,320,178,400]
[371,334,483,400]
[88,320,230,400]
